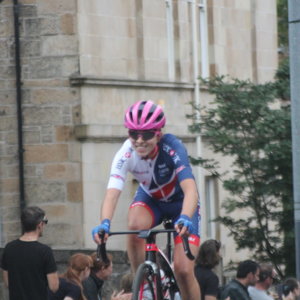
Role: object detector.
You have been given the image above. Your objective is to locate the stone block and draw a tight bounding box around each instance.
[61,56,79,77]
[24,18,40,37]
[25,181,66,203]
[56,126,74,142]
[67,181,83,203]
[41,35,78,56]
[5,131,17,145]
[43,163,80,180]
[23,107,62,125]
[42,223,82,247]
[60,14,75,35]
[68,143,81,162]
[19,5,37,18]
[24,144,69,163]
[0,193,19,207]
[29,57,63,78]
[41,135,53,143]
[1,206,20,221]
[0,41,8,58]
[21,39,41,57]
[37,0,76,15]
[40,17,60,36]
[23,129,41,144]
[24,165,37,177]
[0,178,18,193]
[0,116,17,131]
[31,88,78,105]
[3,221,21,237]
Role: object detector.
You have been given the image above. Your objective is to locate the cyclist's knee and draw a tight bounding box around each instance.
[174,263,192,280]
[128,213,152,230]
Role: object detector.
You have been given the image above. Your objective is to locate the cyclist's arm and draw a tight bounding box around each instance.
[176,178,198,235]
[101,188,122,221]
[2,270,8,287]
[93,188,121,244]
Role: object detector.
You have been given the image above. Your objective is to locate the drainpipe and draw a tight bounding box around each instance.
[189,0,205,236]
[13,0,26,212]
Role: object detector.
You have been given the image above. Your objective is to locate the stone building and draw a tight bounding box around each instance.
[0,0,277,298]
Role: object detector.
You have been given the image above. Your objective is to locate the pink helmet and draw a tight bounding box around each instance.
[124,100,166,130]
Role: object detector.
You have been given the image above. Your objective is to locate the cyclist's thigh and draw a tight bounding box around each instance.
[129,187,163,229]
[173,241,199,272]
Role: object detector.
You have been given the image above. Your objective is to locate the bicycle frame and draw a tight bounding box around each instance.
[97,227,194,300]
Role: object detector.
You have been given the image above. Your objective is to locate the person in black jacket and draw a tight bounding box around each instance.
[194,239,221,300]
[220,260,260,300]
[83,252,113,300]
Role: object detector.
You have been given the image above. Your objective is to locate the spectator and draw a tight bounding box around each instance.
[281,278,300,300]
[248,263,277,300]
[194,239,221,300]
[119,272,134,293]
[1,206,59,300]
[48,253,93,300]
[83,252,113,300]
[220,260,260,300]
[110,272,133,300]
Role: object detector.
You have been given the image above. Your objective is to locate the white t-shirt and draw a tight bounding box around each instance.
[248,286,274,300]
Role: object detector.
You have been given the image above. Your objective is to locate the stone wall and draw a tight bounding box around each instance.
[0,0,83,247]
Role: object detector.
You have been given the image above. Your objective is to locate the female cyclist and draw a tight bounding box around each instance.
[92,100,201,300]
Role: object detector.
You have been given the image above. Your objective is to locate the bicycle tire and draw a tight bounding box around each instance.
[132,263,163,300]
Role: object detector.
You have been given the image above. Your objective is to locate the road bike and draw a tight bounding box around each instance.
[97,219,194,300]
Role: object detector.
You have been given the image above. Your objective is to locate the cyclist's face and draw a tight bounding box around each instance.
[129,130,161,158]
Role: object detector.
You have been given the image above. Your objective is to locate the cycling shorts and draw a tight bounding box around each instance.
[130,186,201,246]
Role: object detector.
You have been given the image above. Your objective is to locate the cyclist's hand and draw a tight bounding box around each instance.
[175,214,193,236]
[91,219,110,244]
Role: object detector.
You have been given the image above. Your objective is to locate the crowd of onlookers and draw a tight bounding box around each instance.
[1,206,300,300]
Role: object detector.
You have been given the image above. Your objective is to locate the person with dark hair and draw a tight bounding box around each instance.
[194,239,221,300]
[83,252,113,300]
[1,206,59,300]
[248,263,277,300]
[281,278,300,300]
[220,259,260,300]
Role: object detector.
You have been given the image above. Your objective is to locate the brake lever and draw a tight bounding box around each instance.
[178,224,195,261]
[96,230,110,263]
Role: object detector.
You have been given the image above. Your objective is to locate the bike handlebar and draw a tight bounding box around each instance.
[96,228,195,263]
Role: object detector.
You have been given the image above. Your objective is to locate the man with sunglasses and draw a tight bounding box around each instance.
[248,263,277,300]
[92,100,201,300]
[1,206,59,300]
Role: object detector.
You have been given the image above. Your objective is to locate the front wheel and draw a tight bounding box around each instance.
[132,263,163,300]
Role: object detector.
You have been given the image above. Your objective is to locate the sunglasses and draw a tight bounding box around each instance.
[42,218,48,225]
[128,130,159,141]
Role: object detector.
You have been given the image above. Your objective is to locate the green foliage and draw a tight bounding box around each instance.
[187,59,293,277]
[277,0,289,50]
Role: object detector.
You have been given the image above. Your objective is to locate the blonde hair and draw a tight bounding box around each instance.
[61,253,93,300]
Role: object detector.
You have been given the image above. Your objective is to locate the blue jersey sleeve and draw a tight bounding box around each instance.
[161,134,195,183]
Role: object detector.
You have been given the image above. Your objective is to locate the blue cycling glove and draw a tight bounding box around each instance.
[91,219,111,240]
[175,214,193,232]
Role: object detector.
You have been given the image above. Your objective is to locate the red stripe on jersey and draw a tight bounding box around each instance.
[150,176,177,199]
